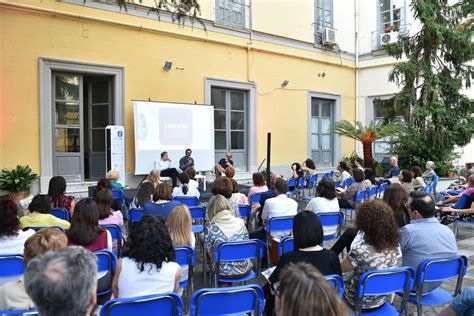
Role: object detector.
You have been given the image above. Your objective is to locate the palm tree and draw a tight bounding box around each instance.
[332,120,403,169]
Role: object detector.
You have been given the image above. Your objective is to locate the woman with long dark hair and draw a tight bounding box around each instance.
[112,215,180,298]
[66,198,112,252]
[48,176,74,210]
[132,182,154,208]
[383,183,411,228]
[0,197,35,255]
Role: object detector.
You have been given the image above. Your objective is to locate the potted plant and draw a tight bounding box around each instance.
[447,167,457,178]
[0,165,39,203]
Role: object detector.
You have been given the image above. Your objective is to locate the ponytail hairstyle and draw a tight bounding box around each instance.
[178,172,190,195]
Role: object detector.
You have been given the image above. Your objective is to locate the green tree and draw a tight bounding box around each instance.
[379,0,473,169]
[332,120,403,170]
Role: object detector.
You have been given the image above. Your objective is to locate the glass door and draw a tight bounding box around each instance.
[212,87,247,170]
[311,98,334,167]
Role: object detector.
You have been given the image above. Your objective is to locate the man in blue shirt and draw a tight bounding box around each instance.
[179,148,195,171]
[400,191,457,289]
[384,156,401,178]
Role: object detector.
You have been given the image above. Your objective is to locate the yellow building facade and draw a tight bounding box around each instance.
[0,0,356,191]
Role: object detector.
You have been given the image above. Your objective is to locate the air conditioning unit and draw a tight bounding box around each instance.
[322,28,337,46]
[380,31,399,45]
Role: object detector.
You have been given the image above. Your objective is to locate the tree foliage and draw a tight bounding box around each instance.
[379,0,474,168]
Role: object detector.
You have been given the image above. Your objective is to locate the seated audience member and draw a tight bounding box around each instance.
[400,191,457,289]
[384,156,401,179]
[211,177,241,218]
[167,205,195,293]
[0,228,68,311]
[96,189,126,245]
[305,178,339,212]
[24,247,97,316]
[106,170,124,190]
[398,170,415,195]
[438,287,474,316]
[179,148,195,172]
[259,173,281,210]
[145,169,161,188]
[437,192,474,225]
[460,163,474,179]
[289,162,304,190]
[341,201,402,311]
[155,151,180,187]
[66,198,112,252]
[364,168,377,186]
[229,179,248,206]
[275,262,347,316]
[144,183,181,219]
[439,175,474,206]
[48,176,74,210]
[422,160,437,185]
[337,161,352,183]
[265,211,342,315]
[354,157,365,171]
[96,178,112,192]
[205,195,252,281]
[250,179,297,241]
[411,166,426,190]
[215,152,234,177]
[337,168,370,209]
[20,194,70,230]
[247,172,268,206]
[225,166,236,179]
[0,198,35,255]
[172,172,200,199]
[301,158,317,176]
[131,182,154,208]
[186,167,199,190]
[112,215,180,298]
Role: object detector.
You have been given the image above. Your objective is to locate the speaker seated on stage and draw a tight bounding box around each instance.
[214,152,234,178]
[179,148,195,172]
[154,151,179,187]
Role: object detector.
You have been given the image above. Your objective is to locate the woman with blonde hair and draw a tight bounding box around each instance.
[106,170,124,190]
[146,169,161,188]
[275,262,347,316]
[205,195,251,281]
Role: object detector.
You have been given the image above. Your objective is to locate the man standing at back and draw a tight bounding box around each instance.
[401,191,457,287]
[24,246,98,316]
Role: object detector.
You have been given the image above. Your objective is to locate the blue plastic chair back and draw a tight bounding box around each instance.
[128,208,143,222]
[173,196,200,207]
[366,187,378,200]
[308,174,318,189]
[0,255,25,285]
[174,246,195,288]
[95,250,117,298]
[415,255,467,285]
[100,224,123,256]
[100,293,183,316]
[190,284,264,316]
[112,189,126,209]
[0,309,38,315]
[287,179,297,194]
[239,205,251,218]
[278,236,294,256]
[214,239,263,263]
[189,206,206,234]
[334,180,341,188]
[23,226,65,232]
[297,177,305,187]
[377,182,387,197]
[50,208,70,221]
[355,190,366,203]
[453,194,471,209]
[324,274,344,297]
[266,216,294,235]
[317,212,343,241]
[250,192,264,204]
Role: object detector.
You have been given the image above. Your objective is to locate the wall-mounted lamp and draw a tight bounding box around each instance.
[163,61,173,71]
[281,80,289,88]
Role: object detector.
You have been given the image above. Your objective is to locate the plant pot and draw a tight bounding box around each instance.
[447,172,455,178]
[9,192,25,204]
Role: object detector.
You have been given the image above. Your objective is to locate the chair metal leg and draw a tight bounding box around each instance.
[416,303,423,316]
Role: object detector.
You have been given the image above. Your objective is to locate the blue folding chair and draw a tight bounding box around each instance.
[95,250,117,303]
[239,205,251,228]
[190,284,264,316]
[50,208,70,221]
[212,239,263,287]
[365,187,378,201]
[404,255,467,316]
[329,170,335,178]
[342,190,366,223]
[324,274,344,298]
[174,246,195,309]
[307,174,318,195]
[266,216,294,264]
[173,196,200,207]
[317,212,344,242]
[22,226,65,232]
[189,206,205,234]
[112,189,126,210]
[250,192,264,205]
[355,266,415,316]
[127,208,143,222]
[100,224,123,256]
[432,175,439,193]
[100,293,183,316]
[377,182,387,198]
[296,177,306,198]
[0,309,38,315]
[453,194,474,236]
[334,180,342,188]
[278,236,294,256]
[0,255,25,287]
[143,202,178,220]
[286,178,297,197]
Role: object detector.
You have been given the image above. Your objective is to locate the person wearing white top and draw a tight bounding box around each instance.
[172,172,200,199]
[154,151,180,187]
[0,198,35,255]
[112,215,180,298]
[305,178,340,237]
[337,161,352,184]
[261,179,298,223]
